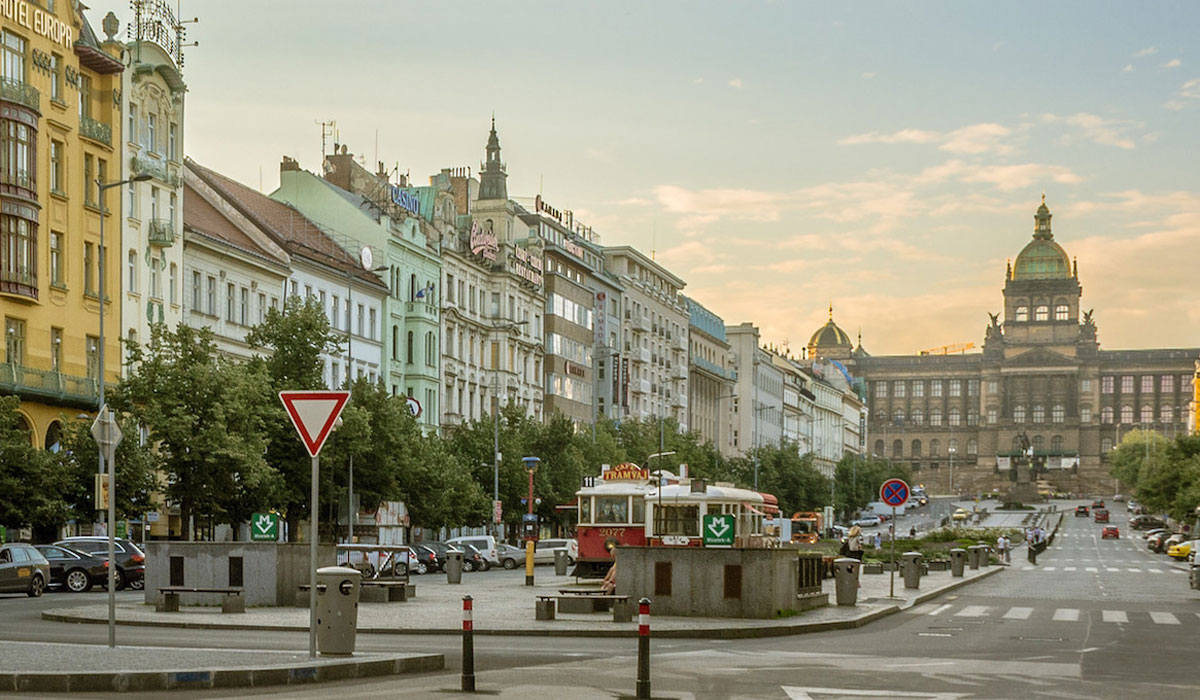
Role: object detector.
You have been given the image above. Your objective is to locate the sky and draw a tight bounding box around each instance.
[85,1,1200,355]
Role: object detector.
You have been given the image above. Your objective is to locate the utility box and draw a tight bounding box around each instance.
[315,566,360,656]
[554,549,569,576]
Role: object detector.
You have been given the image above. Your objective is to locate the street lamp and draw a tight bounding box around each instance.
[948,445,957,496]
[490,320,527,538]
[521,456,541,586]
[343,260,387,546]
[95,172,149,649]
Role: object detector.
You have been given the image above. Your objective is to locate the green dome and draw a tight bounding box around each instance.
[809,320,852,350]
[1013,238,1071,280]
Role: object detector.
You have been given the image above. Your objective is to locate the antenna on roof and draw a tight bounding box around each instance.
[316,119,337,162]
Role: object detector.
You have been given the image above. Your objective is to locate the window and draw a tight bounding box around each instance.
[191,271,201,310]
[49,140,62,193]
[86,335,99,379]
[892,439,903,458]
[2,118,35,190]
[1013,405,1026,423]
[50,327,61,370]
[892,408,903,427]
[83,242,95,294]
[911,380,924,398]
[967,379,979,396]
[127,102,137,142]
[1161,375,1175,393]
[930,380,943,397]
[2,31,26,83]
[127,179,138,217]
[1032,435,1044,451]
[1080,406,1091,423]
[949,380,961,397]
[1101,376,1113,393]
[873,439,884,456]
[4,317,25,365]
[987,380,998,394]
[83,154,94,205]
[1052,404,1064,423]
[893,380,905,398]
[1035,305,1049,321]
[169,192,177,226]
[654,505,699,537]
[1120,405,1133,424]
[1140,375,1153,393]
[126,249,137,292]
[911,407,923,425]
[1054,304,1069,321]
[356,303,364,336]
[406,331,414,363]
[258,292,266,324]
[168,123,178,161]
[330,362,340,388]
[987,407,997,424]
[147,113,157,152]
[1160,405,1173,424]
[911,440,922,457]
[1100,407,1113,424]
[1101,437,1113,452]
[1080,378,1092,393]
[240,288,248,325]
[967,408,978,426]
[368,308,376,340]
[1120,375,1133,393]
[1140,405,1153,423]
[206,275,216,314]
[1015,306,1028,322]
[1032,405,1045,423]
[1048,435,1063,452]
[50,52,61,102]
[929,439,940,456]
[77,73,91,119]
[226,282,235,321]
[149,257,160,298]
[169,263,177,305]
[930,407,942,426]
[874,382,887,399]
[49,232,62,286]
[446,274,455,303]
[948,407,961,426]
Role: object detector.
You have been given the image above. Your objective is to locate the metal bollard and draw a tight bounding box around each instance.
[636,597,651,700]
[461,595,475,692]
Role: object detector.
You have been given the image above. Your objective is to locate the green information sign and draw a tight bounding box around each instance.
[251,512,279,542]
[702,513,735,547]
[115,521,128,539]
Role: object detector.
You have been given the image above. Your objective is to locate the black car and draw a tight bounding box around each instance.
[1074,505,1089,517]
[34,545,109,593]
[458,543,487,572]
[52,537,145,590]
[409,544,439,574]
[413,541,476,573]
[1130,515,1167,531]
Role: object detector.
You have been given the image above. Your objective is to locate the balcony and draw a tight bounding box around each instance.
[0,363,99,406]
[632,347,651,364]
[131,152,180,187]
[673,364,689,380]
[673,334,687,351]
[0,78,39,113]
[672,393,688,408]
[404,301,440,324]
[80,116,111,146]
[631,315,649,333]
[631,378,651,395]
[148,219,175,246]
[0,265,37,300]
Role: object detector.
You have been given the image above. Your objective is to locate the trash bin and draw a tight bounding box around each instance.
[977,544,990,568]
[901,552,922,589]
[950,548,966,577]
[834,557,860,606]
[967,545,981,570]
[315,566,361,656]
[445,550,464,584]
[1190,565,1200,591]
[554,549,569,576]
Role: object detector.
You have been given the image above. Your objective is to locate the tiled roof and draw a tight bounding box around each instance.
[183,183,289,271]
[186,159,387,290]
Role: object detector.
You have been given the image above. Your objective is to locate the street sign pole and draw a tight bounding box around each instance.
[310,453,318,658]
[889,505,896,598]
[878,478,910,600]
[90,406,122,649]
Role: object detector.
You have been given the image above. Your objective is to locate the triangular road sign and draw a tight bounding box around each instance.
[279,390,350,457]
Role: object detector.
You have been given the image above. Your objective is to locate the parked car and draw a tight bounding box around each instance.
[1167,539,1199,561]
[1146,531,1172,553]
[447,535,499,570]
[1130,515,1167,531]
[1141,527,1167,540]
[408,544,438,575]
[33,545,109,593]
[1111,494,1126,502]
[1161,533,1186,552]
[952,508,970,521]
[532,538,578,565]
[1093,509,1109,523]
[1101,526,1120,539]
[0,543,50,597]
[52,537,145,590]
[495,543,524,570]
[458,543,487,572]
[851,516,882,527]
[1074,505,1090,517]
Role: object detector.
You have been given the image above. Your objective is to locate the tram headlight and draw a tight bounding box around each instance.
[604,537,619,553]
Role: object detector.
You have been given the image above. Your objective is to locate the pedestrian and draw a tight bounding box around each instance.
[909,526,917,539]
[996,534,1009,564]
[873,532,882,551]
[847,525,864,561]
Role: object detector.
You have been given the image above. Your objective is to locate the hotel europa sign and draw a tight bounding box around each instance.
[1,0,74,48]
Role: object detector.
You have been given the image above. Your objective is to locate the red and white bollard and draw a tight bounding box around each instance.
[636,597,651,699]
[461,595,475,692]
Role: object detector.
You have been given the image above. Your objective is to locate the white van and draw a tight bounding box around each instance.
[533,538,578,565]
[447,535,498,571]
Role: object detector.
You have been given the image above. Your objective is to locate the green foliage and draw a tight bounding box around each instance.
[832,454,912,522]
[0,396,69,529]
[1108,430,1199,522]
[54,413,158,522]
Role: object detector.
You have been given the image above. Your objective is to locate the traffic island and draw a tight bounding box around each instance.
[0,641,442,693]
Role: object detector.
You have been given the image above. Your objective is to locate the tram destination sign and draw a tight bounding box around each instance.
[702,514,735,547]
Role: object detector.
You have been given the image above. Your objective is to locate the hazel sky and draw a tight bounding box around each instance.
[87,1,1200,355]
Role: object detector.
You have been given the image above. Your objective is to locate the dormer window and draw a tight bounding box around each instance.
[1054,304,1068,321]
[1035,305,1049,321]
[1015,306,1028,322]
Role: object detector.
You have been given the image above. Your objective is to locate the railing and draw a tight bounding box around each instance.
[797,552,824,596]
[132,152,180,187]
[148,218,175,246]
[404,301,440,322]
[80,116,112,146]
[0,362,99,405]
[1,266,36,287]
[0,77,40,112]
[690,353,735,380]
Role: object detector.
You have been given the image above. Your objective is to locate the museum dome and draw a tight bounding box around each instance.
[1011,198,1072,281]
[808,305,853,357]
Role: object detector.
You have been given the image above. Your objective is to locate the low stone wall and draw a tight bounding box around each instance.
[144,542,336,607]
[615,547,823,619]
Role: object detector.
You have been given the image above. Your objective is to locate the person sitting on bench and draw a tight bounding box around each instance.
[600,563,617,594]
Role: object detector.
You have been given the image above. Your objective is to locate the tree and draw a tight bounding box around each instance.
[833,454,910,522]
[0,396,68,532]
[54,413,158,526]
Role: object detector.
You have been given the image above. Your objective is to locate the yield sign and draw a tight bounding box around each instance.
[279,390,350,457]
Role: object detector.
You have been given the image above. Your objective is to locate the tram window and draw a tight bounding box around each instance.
[632,497,645,524]
[580,498,591,524]
[596,496,628,523]
[655,505,699,536]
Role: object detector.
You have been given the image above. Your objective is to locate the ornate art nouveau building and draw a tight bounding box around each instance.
[809,201,1198,494]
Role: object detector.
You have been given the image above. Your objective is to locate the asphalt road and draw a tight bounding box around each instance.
[2,504,1197,699]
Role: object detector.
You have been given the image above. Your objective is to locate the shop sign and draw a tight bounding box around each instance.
[469,221,498,261]
[594,292,606,346]
[602,462,650,481]
[511,246,543,286]
[389,185,420,216]
[1,0,74,48]
[564,360,586,378]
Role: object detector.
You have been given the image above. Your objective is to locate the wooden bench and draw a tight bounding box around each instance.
[536,594,632,622]
[156,586,244,614]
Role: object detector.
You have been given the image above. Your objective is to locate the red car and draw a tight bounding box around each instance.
[1101,526,1120,539]
[1093,509,1109,523]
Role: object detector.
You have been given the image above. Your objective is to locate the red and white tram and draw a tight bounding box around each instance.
[574,462,779,577]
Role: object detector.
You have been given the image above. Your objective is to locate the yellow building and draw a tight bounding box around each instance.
[0,2,124,449]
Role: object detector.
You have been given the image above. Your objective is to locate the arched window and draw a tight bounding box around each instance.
[1120,405,1133,423]
[1052,404,1065,423]
[874,439,885,456]
[406,331,414,363]
[892,439,903,458]
[1035,305,1049,321]
[1101,437,1113,452]
[911,439,922,457]
[1032,405,1045,423]
[966,438,977,455]
[930,407,943,426]
[1054,304,1069,321]
[967,408,978,426]
[1140,405,1153,423]
[1013,405,1026,423]
[949,407,961,426]
[1051,435,1063,451]
[948,438,959,454]
[930,439,941,456]
[1160,405,1173,424]
[893,409,904,426]
[1101,406,1113,424]
[1033,435,1044,450]
[911,408,924,425]
[127,250,138,292]
[44,420,62,453]
[1015,306,1029,322]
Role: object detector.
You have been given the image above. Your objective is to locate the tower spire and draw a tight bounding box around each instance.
[828,302,834,320]
[479,116,508,201]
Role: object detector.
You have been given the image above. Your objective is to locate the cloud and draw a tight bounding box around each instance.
[1040,112,1139,149]
[960,163,1083,191]
[861,72,876,80]
[615,196,651,206]
[1164,58,1181,68]
[1122,64,1133,73]
[1165,77,1200,110]
[584,146,612,162]
[838,129,941,146]
[728,78,743,89]
[839,122,1012,154]
[692,77,703,85]
[1133,47,1158,57]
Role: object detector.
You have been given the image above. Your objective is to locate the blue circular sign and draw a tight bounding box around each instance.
[880,478,910,507]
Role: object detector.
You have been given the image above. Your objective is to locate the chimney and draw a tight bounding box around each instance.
[280,156,300,173]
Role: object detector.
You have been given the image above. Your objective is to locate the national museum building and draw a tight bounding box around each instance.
[809,201,1198,495]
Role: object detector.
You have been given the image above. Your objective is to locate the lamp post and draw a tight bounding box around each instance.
[948,445,957,496]
[521,456,541,586]
[343,260,386,545]
[489,320,527,538]
[96,173,149,649]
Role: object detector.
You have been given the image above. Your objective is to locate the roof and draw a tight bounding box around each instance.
[1013,238,1071,280]
[809,320,853,350]
[186,159,387,291]
[183,183,289,271]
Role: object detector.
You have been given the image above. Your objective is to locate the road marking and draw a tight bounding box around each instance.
[1106,567,1120,572]
[1148,568,1163,574]
[1101,610,1127,623]
[955,605,990,618]
[1063,566,1077,572]
[1150,612,1180,625]
[1043,566,1057,571]
[1003,607,1033,620]
[1085,567,1098,572]
[927,603,953,616]
[1126,568,1142,573]
[1052,608,1080,622]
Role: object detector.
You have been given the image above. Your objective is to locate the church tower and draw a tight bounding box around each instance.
[478,117,508,201]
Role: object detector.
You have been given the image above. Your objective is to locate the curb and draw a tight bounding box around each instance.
[0,654,443,694]
[41,570,1000,641]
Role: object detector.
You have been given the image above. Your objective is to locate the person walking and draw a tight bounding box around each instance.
[873,532,882,551]
[847,525,864,561]
[996,534,1009,564]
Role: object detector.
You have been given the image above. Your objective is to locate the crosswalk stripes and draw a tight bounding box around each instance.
[1101,610,1128,623]
[1063,566,1076,571]
[1149,612,1180,625]
[955,605,990,618]
[1085,567,1098,572]
[921,604,1193,626]
[926,603,953,616]
[1052,608,1080,622]
[1002,607,1032,620]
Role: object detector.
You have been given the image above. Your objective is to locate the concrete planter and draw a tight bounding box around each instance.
[862,563,884,574]
[927,560,950,572]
